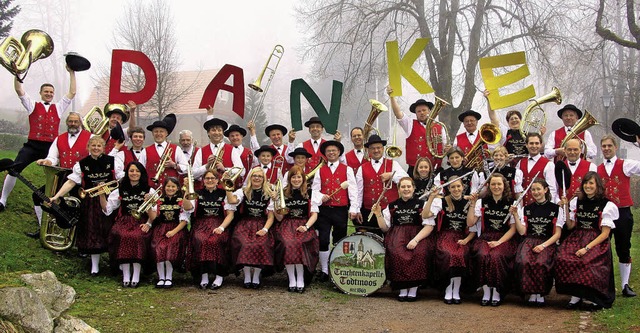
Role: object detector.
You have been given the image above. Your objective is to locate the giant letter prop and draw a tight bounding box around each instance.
[109,49,157,105]
[386,38,433,97]
[199,64,245,118]
[290,79,342,134]
[480,51,536,109]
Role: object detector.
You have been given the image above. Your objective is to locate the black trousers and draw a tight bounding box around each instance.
[9,140,52,175]
[357,207,383,237]
[316,205,348,251]
[611,206,634,263]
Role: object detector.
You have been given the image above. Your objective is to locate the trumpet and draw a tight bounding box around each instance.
[152,142,173,183]
[79,180,119,199]
[425,96,451,159]
[273,179,288,215]
[248,45,285,122]
[131,187,162,219]
[182,164,197,200]
[385,122,402,159]
[206,144,225,171]
[221,166,244,191]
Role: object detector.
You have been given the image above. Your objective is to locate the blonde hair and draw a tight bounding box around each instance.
[243,167,273,201]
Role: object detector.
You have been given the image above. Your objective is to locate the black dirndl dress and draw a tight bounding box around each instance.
[188,188,230,276]
[108,186,153,263]
[151,196,188,265]
[230,189,275,268]
[434,197,473,289]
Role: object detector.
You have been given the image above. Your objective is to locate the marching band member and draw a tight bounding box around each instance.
[112,127,145,167]
[516,133,557,206]
[253,145,280,185]
[225,124,253,184]
[561,138,596,200]
[139,114,188,187]
[485,90,533,156]
[434,147,480,196]
[555,172,617,310]
[274,166,319,293]
[286,117,343,170]
[372,177,434,302]
[227,167,276,289]
[248,121,292,173]
[344,127,366,173]
[355,134,408,235]
[192,113,243,181]
[151,177,194,288]
[103,101,136,153]
[178,129,198,165]
[544,104,597,161]
[467,174,517,307]
[597,135,640,297]
[0,66,76,212]
[491,147,523,196]
[189,169,235,290]
[452,110,485,155]
[99,161,156,288]
[28,112,90,238]
[311,140,358,282]
[511,179,564,306]
[387,87,445,174]
[282,147,312,187]
[50,136,124,276]
[424,178,476,304]
[412,157,435,201]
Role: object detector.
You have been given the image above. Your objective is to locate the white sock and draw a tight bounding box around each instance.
[0,175,17,205]
[537,294,545,303]
[408,287,418,297]
[157,262,166,280]
[619,263,631,288]
[131,263,141,283]
[482,285,490,301]
[319,251,330,274]
[445,280,453,300]
[213,275,223,287]
[528,294,537,302]
[165,261,173,283]
[285,264,296,287]
[491,288,500,301]
[570,296,581,304]
[34,206,43,226]
[399,289,408,297]
[252,267,262,284]
[295,264,305,288]
[201,273,209,286]
[90,254,100,274]
[243,267,252,283]
[121,263,131,283]
[452,277,462,299]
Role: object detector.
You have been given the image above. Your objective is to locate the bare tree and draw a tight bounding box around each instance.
[0,0,20,38]
[596,0,640,50]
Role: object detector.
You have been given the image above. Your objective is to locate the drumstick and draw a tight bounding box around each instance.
[327,181,349,198]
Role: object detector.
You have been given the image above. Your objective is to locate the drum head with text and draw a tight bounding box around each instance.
[329,232,385,296]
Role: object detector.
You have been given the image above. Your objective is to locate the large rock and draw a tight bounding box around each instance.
[0,287,53,333]
[21,271,76,318]
[54,315,99,333]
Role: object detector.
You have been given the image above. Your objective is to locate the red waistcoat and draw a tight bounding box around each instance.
[201,143,234,168]
[101,130,118,155]
[123,147,139,167]
[553,127,586,148]
[57,130,91,168]
[360,159,398,210]
[456,132,485,155]
[563,160,591,199]
[28,103,59,142]
[145,143,180,186]
[406,120,443,169]
[519,156,550,206]
[345,149,364,173]
[598,159,633,207]
[319,163,348,207]
[303,139,326,170]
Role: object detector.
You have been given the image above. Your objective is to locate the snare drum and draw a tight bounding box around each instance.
[329,232,386,296]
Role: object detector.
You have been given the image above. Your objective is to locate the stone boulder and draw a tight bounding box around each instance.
[0,287,53,333]
[54,315,99,333]
[21,271,76,318]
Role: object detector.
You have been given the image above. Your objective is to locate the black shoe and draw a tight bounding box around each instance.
[296,287,305,293]
[90,272,99,277]
[526,300,537,307]
[589,303,603,311]
[199,282,209,290]
[0,203,5,212]
[406,296,417,302]
[566,299,582,310]
[122,281,130,288]
[243,282,252,289]
[397,295,407,302]
[444,298,453,305]
[164,280,173,289]
[288,287,296,292]
[622,284,637,297]
[131,282,139,288]
[490,300,502,307]
[26,230,40,239]
[251,282,260,289]
[480,299,490,306]
[452,298,462,304]
[210,283,221,290]
[317,272,329,283]
[536,301,546,308]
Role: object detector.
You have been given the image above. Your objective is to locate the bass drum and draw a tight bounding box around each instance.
[329,232,385,296]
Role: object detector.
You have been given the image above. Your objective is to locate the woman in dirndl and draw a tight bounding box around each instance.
[274,166,319,293]
[151,176,194,288]
[467,173,518,307]
[511,178,564,306]
[227,166,275,289]
[423,177,476,304]
[555,171,617,310]
[50,136,124,276]
[100,161,156,287]
[189,169,235,290]
[372,177,434,302]
[412,157,435,201]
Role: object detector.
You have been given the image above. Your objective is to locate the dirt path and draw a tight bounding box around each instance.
[174,274,588,333]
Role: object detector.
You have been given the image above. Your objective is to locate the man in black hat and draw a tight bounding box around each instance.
[225,124,253,184]
[311,140,358,282]
[103,101,136,155]
[286,116,343,171]
[282,147,312,187]
[544,104,596,161]
[253,145,280,185]
[452,109,485,156]
[0,65,76,212]
[138,114,188,187]
[355,135,408,235]
[387,86,447,174]
[247,120,293,174]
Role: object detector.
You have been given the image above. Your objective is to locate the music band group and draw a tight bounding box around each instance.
[1,59,639,311]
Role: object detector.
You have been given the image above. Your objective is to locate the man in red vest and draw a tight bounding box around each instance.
[544,104,597,161]
[311,140,358,282]
[112,127,145,167]
[192,114,244,182]
[515,133,558,206]
[388,87,445,174]
[138,114,188,187]
[597,135,640,297]
[253,145,280,185]
[344,127,366,173]
[0,67,76,212]
[286,117,343,171]
[355,135,408,235]
[282,147,312,187]
[102,101,136,154]
[248,121,292,173]
[558,138,596,201]
[452,110,485,156]
[225,124,253,186]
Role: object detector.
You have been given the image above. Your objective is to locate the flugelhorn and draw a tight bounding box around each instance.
[0,29,54,82]
[131,187,162,219]
[152,142,173,183]
[182,164,197,200]
[248,45,284,122]
[520,87,562,137]
[221,166,244,191]
[82,106,109,135]
[464,123,501,171]
[425,96,451,159]
[79,180,119,199]
[363,99,388,138]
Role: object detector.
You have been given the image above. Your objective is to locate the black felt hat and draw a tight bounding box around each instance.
[64,52,91,71]
[320,140,344,156]
[254,145,278,157]
[409,99,434,113]
[110,122,126,143]
[265,124,288,136]
[203,118,229,131]
[146,113,177,135]
[612,118,640,143]
[288,147,312,158]
[304,117,323,128]
[224,124,247,137]
[457,110,482,122]
[556,104,583,119]
[363,134,387,148]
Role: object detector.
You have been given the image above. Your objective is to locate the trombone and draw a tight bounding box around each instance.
[248,45,285,122]
[79,180,119,199]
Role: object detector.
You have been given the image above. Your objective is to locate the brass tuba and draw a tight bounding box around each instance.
[520,87,562,137]
[40,165,79,251]
[221,167,244,192]
[560,110,599,157]
[248,45,285,122]
[82,106,109,135]
[0,29,54,81]
[464,123,502,171]
[152,142,173,183]
[425,96,452,159]
[363,99,388,138]
[131,187,162,220]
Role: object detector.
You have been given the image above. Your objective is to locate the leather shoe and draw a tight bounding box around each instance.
[296,287,305,293]
[317,272,329,283]
[0,202,5,212]
[480,299,490,306]
[444,298,453,305]
[26,230,40,239]
[130,282,139,288]
[622,284,637,297]
[209,283,221,290]
[243,282,252,289]
[490,300,502,307]
[589,303,603,311]
[452,298,462,304]
[122,281,130,287]
[566,299,582,310]
[397,295,407,302]
[406,296,417,302]
[199,283,208,290]
[287,287,296,292]
[251,282,260,289]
